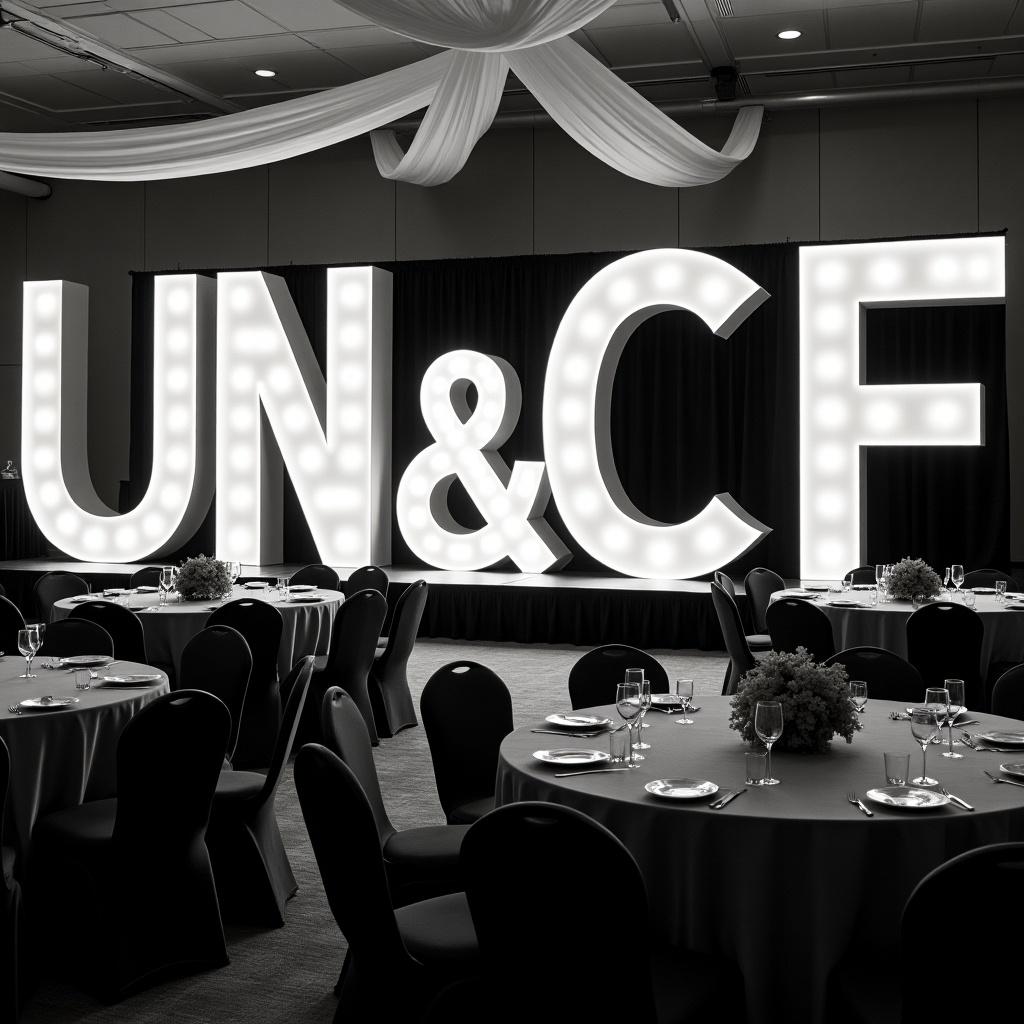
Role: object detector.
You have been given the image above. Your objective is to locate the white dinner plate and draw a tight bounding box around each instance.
[645,779,719,800]
[288,584,317,593]
[865,786,950,810]
[828,600,862,607]
[287,595,323,603]
[804,585,829,592]
[532,749,610,766]
[18,696,79,711]
[135,585,158,593]
[852,584,876,591]
[244,581,269,589]
[544,713,612,730]
[999,763,1024,779]
[974,731,1024,748]
[1005,592,1024,599]
[60,655,113,668]
[971,587,997,594]
[98,674,162,686]
[68,596,92,603]
[650,694,684,707]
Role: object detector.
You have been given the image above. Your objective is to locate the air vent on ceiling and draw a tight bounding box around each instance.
[714,0,735,17]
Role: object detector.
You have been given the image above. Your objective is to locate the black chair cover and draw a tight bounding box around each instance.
[844,566,876,585]
[289,563,341,590]
[343,565,389,599]
[37,618,113,659]
[369,580,427,738]
[715,572,770,650]
[824,647,924,703]
[711,581,756,695]
[567,644,669,711]
[0,597,25,661]
[0,737,21,1024]
[990,664,1024,720]
[963,568,1021,590]
[906,602,984,710]
[713,571,736,601]
[743,567,787,634]
[127,566,163,588]
[33,571,88,623]
[420,662,512,826]
[766,598,837,662]
[68,601,148,663]
[179,625,252,760]
[207,599,284,770]
[207,657,313,927]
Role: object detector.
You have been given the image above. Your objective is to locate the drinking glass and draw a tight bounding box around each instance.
[17,627,38,678]
[158,566,174,608]
[941,678,965,759]
[633,679,652,751]
[841,576,852,594]
[963,589,976,609]
[883,752,910,785]
[924,686,949,745]
[608,727,629,764]
[943,566,951,597]
[754,701,783,786]
[849,680,868,714]
[624,668,649,730]
[615,682,642,768]
[875,564,885,586]
[675,678,695,725]
[229,561,241,589]
[951,564,964,598]
[910,709,940,786]
[996,580,1007,603]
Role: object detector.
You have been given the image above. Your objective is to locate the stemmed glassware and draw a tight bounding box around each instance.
[754,701,783,785]
[941,678,965,759]
[615,681,642,768]
[158,566,175,608]
[910,708,940,785]
[924,686,950,746]
[849,680,868,714]
[632,678,652,751]
[625,668,649,731]
[675,678,695,725]
[228,561,241,597]
[17,627,40,678]
[951,564,965,599]
[943,567,951,598]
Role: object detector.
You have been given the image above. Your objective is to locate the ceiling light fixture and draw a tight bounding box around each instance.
[778,29,802,41]
[254,69,276,78]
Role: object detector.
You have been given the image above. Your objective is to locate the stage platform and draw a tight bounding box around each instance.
[0,559,752,650]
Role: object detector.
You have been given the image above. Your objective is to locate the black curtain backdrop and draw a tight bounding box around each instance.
[125,241,1008,579]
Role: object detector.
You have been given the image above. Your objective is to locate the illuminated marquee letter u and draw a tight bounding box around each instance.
[542,249,771,580]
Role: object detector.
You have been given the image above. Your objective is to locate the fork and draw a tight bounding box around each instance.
[941,786,974,811]
[983,769,1024,789]
[7,705,20,715]
[847,791,873,816]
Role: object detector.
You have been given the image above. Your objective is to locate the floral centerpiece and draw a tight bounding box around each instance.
[885,556,942,601]
[174,554,232,601]
[729,648,861,754]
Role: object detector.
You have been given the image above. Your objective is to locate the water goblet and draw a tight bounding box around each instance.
[951,564,964,599]
[229,561,241,591]
[158,566,174,608]
[633,679,652,751]
[910,708,940,786]
[674,678,695,725]
[624,668,649,730]
[996,580,1007,603]
[841,576,852,594]
[849,680,868,714]
[615,682,642,767]
[924,686,949,745]
[941,679,965,759]
[17,627,38,678]
[754,701,783,786]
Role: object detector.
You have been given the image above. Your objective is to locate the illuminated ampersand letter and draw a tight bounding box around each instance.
[396,350,569,572]
[543,249,771,580]
[799,236,1004,580]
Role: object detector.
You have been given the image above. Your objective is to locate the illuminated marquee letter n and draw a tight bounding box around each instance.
[542,249,771,580]
[799,237,1004,580]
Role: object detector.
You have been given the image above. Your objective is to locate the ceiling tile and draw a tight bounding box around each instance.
[0,30,70,62]
[585,23,703,67]
[718,12,828,59]
[167,1,285,39]
[66,13,177,47]
[54,66,184,102]
[587,2,674,29]
[827,3,918,49]
[130,35,315,64]
[329,41,438,77]
[298,25,418,50]
[0,73,115,109]
[131,10,211,43]
[242,0,375,32]
[918,0,1017,42]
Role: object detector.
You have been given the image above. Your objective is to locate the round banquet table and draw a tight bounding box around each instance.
[0,655,169,864]
[497,697,1024,1024]
[771,588,1024,678]
[52,586,343,683]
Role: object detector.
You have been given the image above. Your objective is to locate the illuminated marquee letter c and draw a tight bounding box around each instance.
[543,249,771,580]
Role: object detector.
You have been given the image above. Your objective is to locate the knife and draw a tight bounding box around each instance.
[945,791,974,811]
[531,728,604,738]
[710,788,747,809]
[554,767,632,777]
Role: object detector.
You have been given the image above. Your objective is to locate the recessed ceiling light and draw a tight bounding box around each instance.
[254,68,276,78]
[777,29,801,40]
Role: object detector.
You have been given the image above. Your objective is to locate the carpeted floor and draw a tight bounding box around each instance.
[22,639,729,1024]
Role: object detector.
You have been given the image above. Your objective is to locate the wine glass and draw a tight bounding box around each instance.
[910,708,940,786]
[675,678,695,725]
[229,561,241,589]
[849,680,868,714]
[941,678,965,759]
[951,564,964,598]
[754,701,783,786]
[875,564,885,586]
[158,566,174,608]
[625,668,649,730]
[17,627,39,678]
[632,679,652,751]
[615,682,642,768]
[924,686,949,746]
[943,567,951,597]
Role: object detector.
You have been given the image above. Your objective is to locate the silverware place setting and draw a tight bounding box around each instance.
[963,733,1018,752]
[709,788,746,809]
[7,705,20,715]
[984,769,1024,789]
[846,791,873,817]
[554,767,632,778]
[940,786,974,810]
[530,728,607,738]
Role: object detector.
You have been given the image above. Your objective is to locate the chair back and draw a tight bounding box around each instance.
[901,844,1024,1024]
[33,571,88,622]
[344,565,389,599]
[0,595,26,657]
[37,618,113,659]
[743,567,787,634]
[766,598,836,662]
[128,566,163,589]
[0,735,10,852]
[462,801,657,1022]
[567,645,669,711]
[844,566,876,586]
[255,656,313,808]
[290,563,341,591]
[710,581,755,694]
[824,647,923,703]
[713,571,736,601]
[320,687,395,843]
[69,601,148,662]
[906,602,983,709]
[991,663,1024,721]
[179,625,252,758]
[371,581,428,736]
[420,662,512,824]
[963,568,1021,591]
[376,580,427,670]
[207,599,284,769]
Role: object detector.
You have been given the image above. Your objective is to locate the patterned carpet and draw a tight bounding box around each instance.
[22,639,729,1024]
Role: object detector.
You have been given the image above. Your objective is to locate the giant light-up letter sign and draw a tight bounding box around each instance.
[216,268,392,566]
[543,249,771,579]
[22,276,214,561]
[799,236,1005,579]
[396,350,569,571]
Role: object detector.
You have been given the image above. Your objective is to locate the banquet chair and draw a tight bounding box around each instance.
[567,645,669,710]
[295,744,477,1019]
[68,601,148,663]
[343,564,389,599]
[33,571,88,623]
[963,567,1021,591]
[823,647,923,703]
[206,657,313,928]
[990,663,1024,720]
[461,801,745,1024]
[766,598,836,662]
[127,566,163,589]
[289,563,341,591]
[322,687,468,905]
[420,662,513,826]
[0,737,22,1024]
[207,599,284,770]
[905,602,983,710]
[369,579,428,738]
[301,588,386,746]
[178,625,252,762]
[0,597,26,660]
[37,618,113,659]
[710,581,758,695]
[715,572,771,651]
[843,565,876,586]
[31,690,229,1002]
[743,567,787,636]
